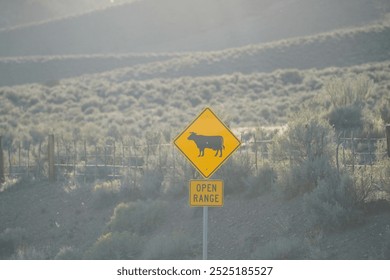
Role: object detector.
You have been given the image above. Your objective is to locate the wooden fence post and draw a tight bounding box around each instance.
[48,134,55,182]
[0,136,4,184]
[386,124,390,158]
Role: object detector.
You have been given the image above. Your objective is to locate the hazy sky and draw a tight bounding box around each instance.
[0,0,137,28]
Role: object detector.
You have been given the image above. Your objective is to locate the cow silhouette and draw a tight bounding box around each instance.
[187,132,225,157]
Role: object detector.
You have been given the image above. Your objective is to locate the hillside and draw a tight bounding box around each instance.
[96,21,390,83]
[2,19,390,87]
[0,0,389,56]
[1,61,389,143]
[0,52,182,87]
[0,0,132,29]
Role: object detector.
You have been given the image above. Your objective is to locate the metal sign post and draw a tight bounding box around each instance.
[189,179,223,260]
[203,206,208,260]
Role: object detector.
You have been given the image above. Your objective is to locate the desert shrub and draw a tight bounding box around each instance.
[379,97,390,124]
[350,166,380,205]
[244,164,276,197]
[324,75,374,131]
[280,70,303,85]
[325,76,373,109]
[0,178,20,193]
[271,112,334,164]
[217,154,253,195]
[92,180,121,208]
[303,174,362,232]
[305,76,323,91]
[11,247,49,260]
[327,105,363,130]
[55,246,81,260]
[163,179,187,199]
[377,157,390,195]
[162,158,194,199]
[108,200,167,234]
[251,237,307,259]
[85,232,144,260]
[277,156,336,198]
[362,113,386,138]
[189,96,202,107]
[142,232,198,260]
[272,112,336,198]
[0,228,27,259]
[140,169,164,199]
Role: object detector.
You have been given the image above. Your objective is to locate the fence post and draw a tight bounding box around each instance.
[386,124,390,158]
[27,143,30,178]
[254,134,258,173]
[0,136,4,184]
[113,141,116,179]
[351,131,355,172]
[84,140,87,183]
[336,133,341,173]
[18,141,21,170]
[95,145,98,181]
[48,134,55,182]
[73,140,77,180]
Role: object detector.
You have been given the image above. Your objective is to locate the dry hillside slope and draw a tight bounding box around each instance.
[0,0,389,56]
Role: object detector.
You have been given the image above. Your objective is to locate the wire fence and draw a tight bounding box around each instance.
[0,131,389,185]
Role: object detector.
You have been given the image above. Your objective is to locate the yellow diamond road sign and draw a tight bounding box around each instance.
[174,107,241,178]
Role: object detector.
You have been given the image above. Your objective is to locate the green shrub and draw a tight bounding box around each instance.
[85,231,144,260]
[108,200,167,234]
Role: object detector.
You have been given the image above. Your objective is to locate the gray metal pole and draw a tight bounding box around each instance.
[203,206,208,260]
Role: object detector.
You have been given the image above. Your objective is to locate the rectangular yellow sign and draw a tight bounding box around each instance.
[189,180,224,207]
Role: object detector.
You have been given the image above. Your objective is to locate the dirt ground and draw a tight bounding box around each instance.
[0,179,389,259]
